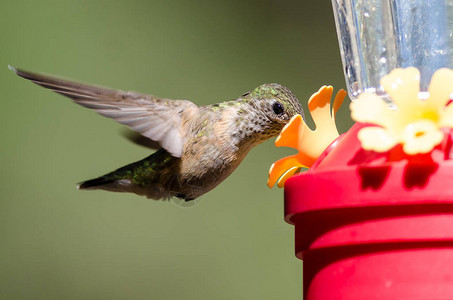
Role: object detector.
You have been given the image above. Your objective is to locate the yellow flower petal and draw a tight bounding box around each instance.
[277,166,301,188]
[268,156,305,188]
[357,126,398,152]
[332,89,347,119]
[275,114,304,149]
[308,86,334,128]
[381,67,420,111]
[401,120,443,155]
[426,68,453,110]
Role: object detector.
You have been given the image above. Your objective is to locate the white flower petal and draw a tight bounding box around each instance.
[427,68,453,109]
[440,104,453,128]
[380,68,420,111]
[350,93,393,127]
[357,126,398,152]
[401,121,443,154]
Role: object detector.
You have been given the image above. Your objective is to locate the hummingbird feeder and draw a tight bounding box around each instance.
[269,1,453,299]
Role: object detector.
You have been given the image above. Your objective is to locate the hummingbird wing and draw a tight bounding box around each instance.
[11,66,198,158]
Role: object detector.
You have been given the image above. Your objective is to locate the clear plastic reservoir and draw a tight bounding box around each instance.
[331,0,453,101]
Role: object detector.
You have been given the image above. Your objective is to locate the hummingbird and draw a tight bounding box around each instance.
[11,66,304,201]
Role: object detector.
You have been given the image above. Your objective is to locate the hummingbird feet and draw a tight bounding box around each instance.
[175,193,195,202]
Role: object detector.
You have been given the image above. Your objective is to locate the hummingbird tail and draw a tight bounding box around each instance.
[77,176,116,190]
[77,172,134,194]
[77,149,178,200]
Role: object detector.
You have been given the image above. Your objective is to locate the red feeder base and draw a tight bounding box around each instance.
[285,123,453,299]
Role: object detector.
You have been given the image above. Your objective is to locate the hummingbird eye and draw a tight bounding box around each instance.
[272,102,284,115]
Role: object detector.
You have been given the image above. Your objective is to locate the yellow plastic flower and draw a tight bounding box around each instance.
[351,67,453,155]
[268,86,346,188]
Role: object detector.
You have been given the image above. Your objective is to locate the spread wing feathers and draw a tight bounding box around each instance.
[11,66,199,157]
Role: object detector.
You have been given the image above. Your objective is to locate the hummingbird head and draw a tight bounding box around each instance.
[233,83,304,146]
[249,83,304,121]
[246,83,304,127]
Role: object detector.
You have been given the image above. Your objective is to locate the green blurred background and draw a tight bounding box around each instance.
[1,0,353,299]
